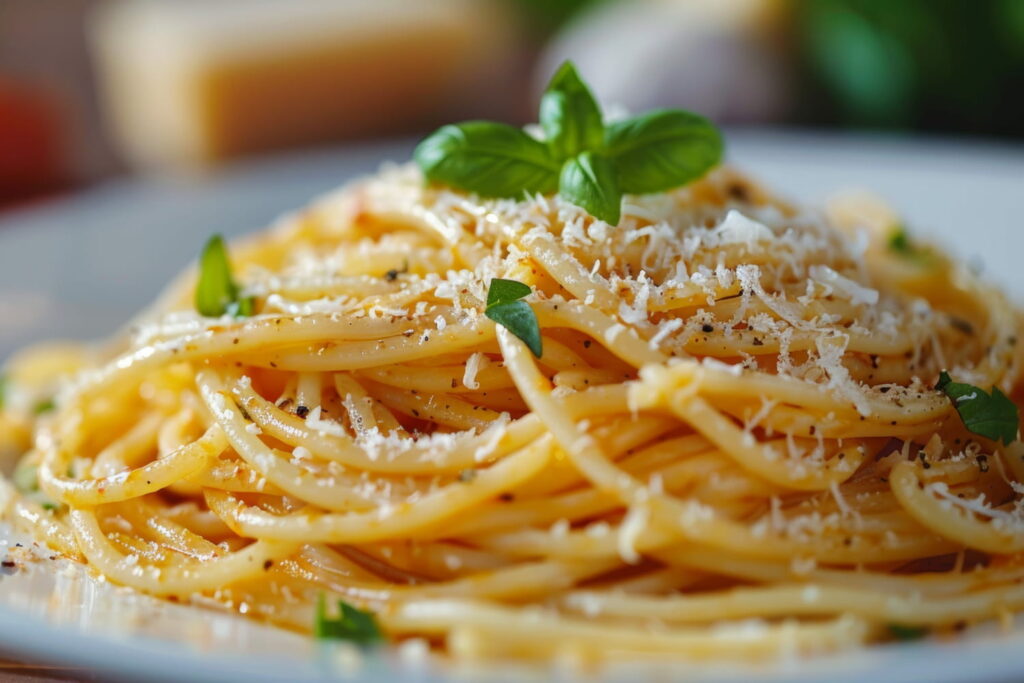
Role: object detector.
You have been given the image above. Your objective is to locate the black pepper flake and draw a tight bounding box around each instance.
[1,560,15,568]
[412,409,420,417]
[752,338,763,346]
[879,386,891,393]
[919,452,931,469]
[263,560,273,570]
[295,405,310,419]
[583,340,592,348]
[499,493,514,502]
[727,183,750,201]
[385,260,409,282]
[702,323,714,333]
[870,355,879,369]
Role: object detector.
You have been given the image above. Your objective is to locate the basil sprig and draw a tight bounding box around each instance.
[936,371,1019,445]
[415,61,723,225]
[195,234,254,318]
[314,594,383,646]
[485,278,542,358]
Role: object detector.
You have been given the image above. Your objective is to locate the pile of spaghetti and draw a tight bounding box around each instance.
[3,162,1024,664]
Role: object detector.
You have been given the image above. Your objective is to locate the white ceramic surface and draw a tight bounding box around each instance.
[0,131,1022,682]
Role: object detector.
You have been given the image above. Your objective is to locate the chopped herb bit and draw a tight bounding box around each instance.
[33,398,55,415]
[888,226,912,254]
[12,463,40,493]
[887,623,929,641]
[485,278,542,358]
[458,469,477,482]
[936,371,1019,445]
[887,225,931,263]
[314,594,383,646]
[13,462,60,510]
[195,234,253,318]
[415,60,721,225]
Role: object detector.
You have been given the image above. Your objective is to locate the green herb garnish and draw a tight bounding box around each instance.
[485,278,542,358]
[314,594,383,646]
[887,224,932,263]
[936,371,1019,445]
[887,623,929,641]
[33,398,55,415]
[12,462,40,493]
[195,234,254,318]
[415,61,722,225]
[888,227,912,254]
[12,462,60,511]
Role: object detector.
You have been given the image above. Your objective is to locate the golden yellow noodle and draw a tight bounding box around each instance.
[2,162,1024,664]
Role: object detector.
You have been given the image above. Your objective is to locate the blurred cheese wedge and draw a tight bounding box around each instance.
[90,0,520,170]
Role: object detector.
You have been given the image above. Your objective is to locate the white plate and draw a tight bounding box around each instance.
[0,132,1023,682]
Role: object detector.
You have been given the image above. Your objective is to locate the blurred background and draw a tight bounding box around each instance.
[2,0,1023,209]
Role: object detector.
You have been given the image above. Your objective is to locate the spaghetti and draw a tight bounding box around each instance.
[2,159,1023,664]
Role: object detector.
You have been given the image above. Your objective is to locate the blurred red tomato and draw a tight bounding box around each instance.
[0,78,67,206]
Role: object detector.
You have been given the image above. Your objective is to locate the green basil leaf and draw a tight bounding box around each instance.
[558,151,622,225]
[314,594,383,645]
[487,301,543,359]
[540,61,604,160]
[936,371,1019,445]
[485,278,542,358]
[486,278,532,308]
[195,235,250,318]
[414,122,560,198]
[604,109,723,194]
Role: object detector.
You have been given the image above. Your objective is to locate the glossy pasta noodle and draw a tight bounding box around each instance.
[2,161,1024,664]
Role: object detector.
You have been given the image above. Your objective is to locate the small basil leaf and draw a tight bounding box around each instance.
[314,594,382,646]
[936,371,1019,445]
[559,151,622,225]
[414,122,560,198]
[486,278,532,307]
[196,235,249,318]
[540,61,604,160]
[487,300,543,358]
[604,109,723,194]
